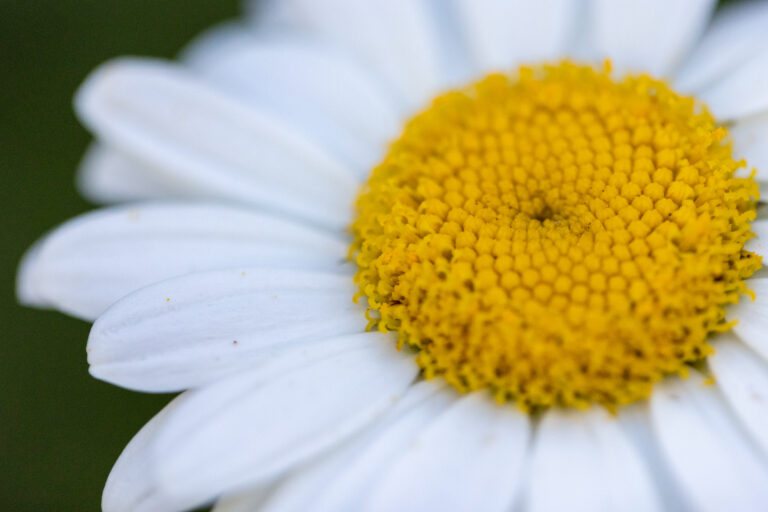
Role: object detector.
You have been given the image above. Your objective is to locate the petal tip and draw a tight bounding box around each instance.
[74,57,165,128]
[16,238,48,308]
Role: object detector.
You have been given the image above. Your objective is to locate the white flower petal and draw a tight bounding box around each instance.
[759,203,768,221]
[257,380,454,512]
[650,373,768,512]
[526,407,662,512]
[213,335,430,512]
[88,268,367,392]
[179,21,258,70]
[675,0,768,93]
[452,0,577,74]
[185,35,400,174]
[213,488,272,512]
[76,58,357,228]
[414,0,476,88]
[250,0,443,110]
[744,218,768,258]
[699,47,768,121]
[102,396,189,512]
[366,392,530,512]
[77,144,190,204]
[17,203,348,320]
[616,404,692,511]
[590,0,716,77]
[709,334,768,457]
[728,278,768,362]
[730,113,768,182]
[149,341,419,511]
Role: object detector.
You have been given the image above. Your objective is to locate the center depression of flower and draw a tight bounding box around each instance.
[351,62,762,411]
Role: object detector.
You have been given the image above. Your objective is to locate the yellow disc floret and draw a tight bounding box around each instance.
[351,62,762,411]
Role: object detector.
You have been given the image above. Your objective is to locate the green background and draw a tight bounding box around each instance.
[1,1,238,509]
[0,0,742,510]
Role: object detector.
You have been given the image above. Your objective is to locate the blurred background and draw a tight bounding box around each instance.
[0,0,744,510]
[1,1,237,509]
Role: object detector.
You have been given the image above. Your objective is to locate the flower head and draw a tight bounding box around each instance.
[18,1,768,511]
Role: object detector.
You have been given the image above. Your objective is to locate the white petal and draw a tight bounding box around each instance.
[728,278,768,362]
[17,203,348,320]
[102,396,188,512]
[258,380,454,512]
[213,488,272,512]
[366,392,530,512]
[88,269,367,392]
[526,407,662,512]
[590,0,716,77]
[149,341,419,511]
[414,0,476,88]
[615,404,692,512]
[650,372,768,512]
[185,35,400,173]
[699,47,768,121]
[452,0,577,74]
[675,0,768,92]
[730,114,768,184]
[710,334,768,457]
[76,58,357,228]
[179,21,258,69]
[250,0,443,110]
[77,144,181,203]
[744,218,768,258]
[759,203,768,221]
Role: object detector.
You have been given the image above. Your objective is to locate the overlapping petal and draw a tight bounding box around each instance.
[590,0,716,76]
[526,407,662,512]
[76,59,357,227]
[88,269,366,391]
[650,373,768,512]
[147,341,418,510]
[675,0,768,92]
[184,31,401,172]
[17,203,348,319]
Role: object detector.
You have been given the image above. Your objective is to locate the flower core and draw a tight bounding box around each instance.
[351,62,761,410]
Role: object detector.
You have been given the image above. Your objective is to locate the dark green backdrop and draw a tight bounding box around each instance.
[1,1,238,509]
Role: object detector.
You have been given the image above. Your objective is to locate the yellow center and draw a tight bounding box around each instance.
[351,62,762,411]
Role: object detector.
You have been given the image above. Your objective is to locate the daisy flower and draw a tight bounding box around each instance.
[17,0,768,510]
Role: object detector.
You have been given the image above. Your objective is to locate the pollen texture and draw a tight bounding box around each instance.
[351,62,762,410]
